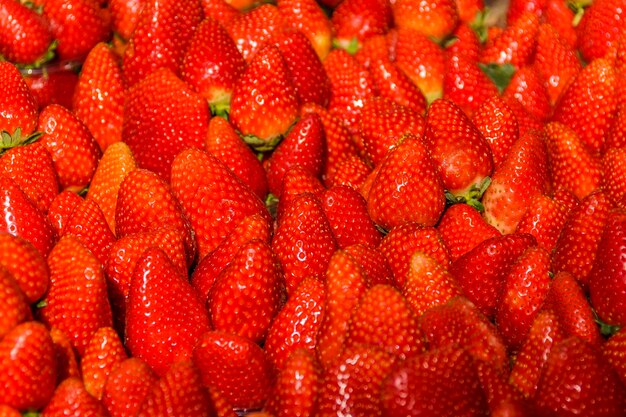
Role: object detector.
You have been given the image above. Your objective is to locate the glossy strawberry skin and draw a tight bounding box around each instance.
[0,0,52,65]
[81,327,128,400]
[102,358,159,417]
[0,61,39,135]
[40,377,109,417]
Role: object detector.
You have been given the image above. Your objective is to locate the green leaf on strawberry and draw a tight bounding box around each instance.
[479,62,515,93]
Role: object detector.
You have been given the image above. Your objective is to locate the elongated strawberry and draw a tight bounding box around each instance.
[41,377,108,417]
[123,68,209,181]
[392,0,458,41]
[81,327,128,400]
[0,267,31,339]
[0,0,52,65]
[125,247,210,376]
[72,43,124,152]
[269,348,321,417]
[344,243,393,287]
[200,0,239,27]
[46,190,82,236]
[514,194,569,252]
[225,4,285,62]
[602,147,626,209]
[109,0,144,41]
[0,62,38,138]
[277,0,332,60]
[102,358,159,417]
[0,322,56,411]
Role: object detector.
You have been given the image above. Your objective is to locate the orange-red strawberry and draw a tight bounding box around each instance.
[0,62,38,136]
[181,17,246,116]
[225,4,285,62]
[576,0,626,62]
[72,43,124,152]
[125,247,210,376]
[136,360,212,417]
[102,358,159,417]
[544,0,577,47]
[0,405,20,417]
[425,98,494,201]
[109,0,145,41]
[38,104,102,191]
[0,0,52,65]
[81,327,128,400]
[122,0,202,86]
[602,147,626,209]
[193,331,273,410]
[49,327,80,384]
[0,266,31,339]
[503,66,552,121]
[480,12,540,68]
[0,176,57,257]
[471,95,519,170]
[392,0,459,41]
[123,68,209,182]
[200,0,239,27]
[367,135,446,230]
[272,193,337,293]
[331,0,392,51]
[369,58,427,114]
[265,277,325,370]
[171,147,270,259]
[455,0,483,22]
[276,0,332,60]
[515,194,569,252]
[41,377,108,417]
[47,190,82,236]
[0,321,56,410]
[230,44,299,150]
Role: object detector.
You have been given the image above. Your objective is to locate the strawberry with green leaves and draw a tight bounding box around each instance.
[0,0,53,65]
[0,61,39,137]
[331,0,392,52]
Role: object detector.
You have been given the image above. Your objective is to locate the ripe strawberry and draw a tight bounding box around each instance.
[41,377,108,417]
[0,61,39,136]
[171,147,270,260]
[476,361,534,416]
[0,321,56,410]
[534,337,626,417]
[480,12,540,68]
[24,64,79,111]
[47,190,82,236]
[0,265,32,339]
[200,0,239,27]
[272,193,337,293]
[455,0,483,22]
[392,0,459,41]
[109,0,144,41]
[451,233,537,319]
[503,65,552,121]
[382,346,488,417]
[125,247,210,376]
[0,176,57,257]
[122,0,202,86]
[331,0,393,51]
[193,331,273,410]
[123,68,209,181]
[229,44,299,150]
[325,154,371,191]
[367,135,446,230]
[369,58,427,114]
[603,329,626,386]
[72,43,124,152]
[602,147,626,209]
[604,101,626,152]
[276,0,332,60]
[344,243,393,287]
[269,348,321,417]
[180,17,246,116]
[274,159,326,222]
[81,327,128,400]
[471,95,519,170]
[482,129,550,234]
[265,277,325,370]
[576,0,626,62]
[318,345,397,416]
[136,360,212,417]
[102,358,159,417]
[225,4,284,62]
[38,104,102,191]
[49,327,81,384]
[543,0,577,48]
[0,0,52,65]
[514,194,569,252]
[503,94,544,138]
[0,405,20,417]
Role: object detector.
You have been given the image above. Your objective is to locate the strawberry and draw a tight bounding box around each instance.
[225,4,284,62]
[0,266,32,339]
[229,44,299,150]
[81,327,128,400]
[0,321,56,410]
[200,0,239,27]
[402,250,463,316]
[274,160,326,221]
[269,348,321,417]
[24,64,79,111]
[551,191,612,288]
[325,154,371,191]
[122,0,202,86]
[38,104,102,191]
[265,277,325,370]
[505,0,546,24]
[47,190,82,236]
[503,94,544,138]
[503,66,552,121]
[367,135,446,230]
[392,0,459,41]
[331,0,393,51]
[369,58,428,114]
[604,101,626,152]
[344,243,393,286]
[72,42,124,152]
[49,328,81,384]
[136,360,212,417]
[381,346,488,417]
[480,12,540,68]
[455,0,483,22]
[123,68,209,182]
[180,17,246,116]
[0,0,52,65]
[602,147,626,209]
[193,331,273,410]
[0,406,20,417]
[514,194,569,252]
[125,247,210,376]
[0,176,57,257]
[543,0,577,48]
[588,210,626,327]
[41,377,108,417]
[102,358,159,417]
[0,61,39,136]
[424,98,494,201]
[355,34,391,69]
[276,0,332,60]
[43,0,110,61]
[576,0,626,62]
[171,147,270,260]
[603,329,626,386]
[534,337,626,417]
[109,0,144,41]
[475,360,534,415]
[482,129,550,234]
[551,56,618,156]
[450,233,537,319]
[471,95,519,170]
[272,193,338,293]
[318,345,397,416]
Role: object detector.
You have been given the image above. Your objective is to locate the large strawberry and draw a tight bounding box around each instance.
[224,4,285,62]
[0,61,39,136]
[0,0,53,65]
[102,358,159,417]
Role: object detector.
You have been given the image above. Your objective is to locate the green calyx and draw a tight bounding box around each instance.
[479,62,516,93]
[332,37,360,55]
[210,100,231,120]
[445,177,492,213]
[593,310,621,337]
[241,133,283,152]
[0,128,43,155]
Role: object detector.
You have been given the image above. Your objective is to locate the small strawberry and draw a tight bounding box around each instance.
[602,147,626,209]
[0,266,32,339]
[125,247,211,376]
[41,377,108,417]
[514,194,569,252]
[392,0,459,41]
[24,64,79,111]
[0,0,53,65]
[81,327,128,400]
[0,61,39,136]
[369,58,428,114]
[0,405,21,417]
[503,65,552,121]
[200,0,239,27]
[269,348,321,417]
[102,358,159,417]
[225,4,284,62]
[480,12,540,68]
[331,0,393,51]
[276,0,332,60]
[325,154,371,191]
[273,160,325,223]
[46,190,82,236]
[476,360,533,415]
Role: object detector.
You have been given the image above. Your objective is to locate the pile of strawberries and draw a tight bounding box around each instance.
[1,0,626,414]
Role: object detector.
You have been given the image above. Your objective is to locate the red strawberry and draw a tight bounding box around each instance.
[72,42,125,152]
[122,0,202,86]
[332,0,392,51]
[602,147,626,209]
[265,277,325,370]
[81,327,128,400]
[514,194,569,252]
[171,147,270,260]
[225,4,285,62]
[269,348,321,417]
[102,358,159,417]
[38,104,102,191]
[180,17,246,116]
[272,193,337,293]
[604,102,626,152]
[382,346,488,417]
[24,64,79,110]
[200,0,239,27]
[0,62,38,136]
[47,190,82,236]
[41,377,108,417]
[276,0,332,60]
[603,329,626,386]
[355,33,391,69]
[0,0,52,65]
[471,95,519,170]
[576,0,626,62]
[0,321,56,410]
[544,0,577,48]
[369,58,428,114]
[193,331,273,410]
[274,161,326,221]
[49,328,81,384]
[123,68,209,181]
[0,405,20,417]
[125,247,210,376]
[0,267,32,339]
[425,98,494,201]
[455,0,483,22]
[344,243,393,287]
[109,0,145,41]
[503,65,552,121]
[476,361,534,416]
[325,154,371,191]
[480,12,540,68]
[229,44,299,150]
[392,0,459,41]
[367,135,446,230]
